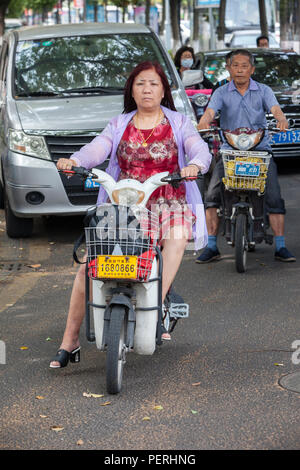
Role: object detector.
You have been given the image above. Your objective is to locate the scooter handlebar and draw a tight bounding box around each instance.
[58,166,96,178]
[160,171,202,187]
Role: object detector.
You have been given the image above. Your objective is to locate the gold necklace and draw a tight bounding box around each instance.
[135,111,163,148]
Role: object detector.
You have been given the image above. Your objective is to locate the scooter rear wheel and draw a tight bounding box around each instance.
[106,305,126,395]
[235,213,247,273]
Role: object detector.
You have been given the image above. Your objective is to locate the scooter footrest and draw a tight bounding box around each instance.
[169,303,189,319]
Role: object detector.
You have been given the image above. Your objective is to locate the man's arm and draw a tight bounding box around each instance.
[270,105,289,131]
[197,107,216,130]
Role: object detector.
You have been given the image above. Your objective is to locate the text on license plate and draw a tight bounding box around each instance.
[97,255,137,279]
[270,129,300,145]
[235,162,260,177]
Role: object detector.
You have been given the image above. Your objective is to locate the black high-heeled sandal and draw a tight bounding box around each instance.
[49,347,81,369]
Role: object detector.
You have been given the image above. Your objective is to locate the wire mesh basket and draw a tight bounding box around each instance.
[85,206,160,282]
[221,152,272,194]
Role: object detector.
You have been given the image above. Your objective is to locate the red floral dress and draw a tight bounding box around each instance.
[117,116,194,241]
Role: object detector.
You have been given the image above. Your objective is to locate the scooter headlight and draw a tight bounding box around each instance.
[112,188,145,206]
[8,129,51,160]
[224,129,264,151]
[193,94,209,107]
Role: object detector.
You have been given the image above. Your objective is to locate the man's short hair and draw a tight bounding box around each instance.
[225,51,233,64]
[229,49,255,66]
[256,35,269,47]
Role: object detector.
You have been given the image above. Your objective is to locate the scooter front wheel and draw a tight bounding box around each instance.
[106,305,126,395]
[235,213,247,273]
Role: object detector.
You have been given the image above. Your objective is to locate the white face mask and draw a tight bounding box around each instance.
[181,58,193,68]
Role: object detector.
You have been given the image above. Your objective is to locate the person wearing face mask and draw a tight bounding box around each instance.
[174,46,213,89]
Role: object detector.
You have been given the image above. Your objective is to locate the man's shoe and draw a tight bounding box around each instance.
[275,247,296,262]
[195,247,221,263]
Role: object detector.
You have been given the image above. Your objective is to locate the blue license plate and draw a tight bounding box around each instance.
[235,162,260,177]
[84,178,100,191]
[270,130,300,145]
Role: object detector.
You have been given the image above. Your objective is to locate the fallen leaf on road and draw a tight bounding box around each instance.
[153,405,163,410]
[45,337,52,342]
[35,396,46,400]
[274,363,284,366]
[83,392,104,398]
[20,346,28,350]
[6,303,14,307]
[27,264,41,269]
[77,439,84,446]
[191,410,198,415]
[39,415,48,419]
[50,426,64,432]
[192,382,201,386]
[100,401,111,406]
[142,416,151,421]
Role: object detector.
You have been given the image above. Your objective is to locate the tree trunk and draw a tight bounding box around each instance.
[280,0,293,49]
[217,0,226,48]
[104,0,108,22]
[94,2,98,22]
[293,0,300,53]
[170,0,180,51]
[259,0,268,36]
[159,0,165,35]
[0,0,10,37]
[145,0,150,26]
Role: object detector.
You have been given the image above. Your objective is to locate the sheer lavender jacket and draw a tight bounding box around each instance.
[71,105,212,250]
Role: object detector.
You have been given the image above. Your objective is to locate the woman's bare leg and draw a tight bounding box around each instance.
[50,262,86,367]
[161,225,188,302]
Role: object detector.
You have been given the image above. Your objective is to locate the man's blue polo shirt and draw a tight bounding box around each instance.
[208,78,279,151]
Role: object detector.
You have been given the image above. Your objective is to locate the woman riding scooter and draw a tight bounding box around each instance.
[49,61,212,368]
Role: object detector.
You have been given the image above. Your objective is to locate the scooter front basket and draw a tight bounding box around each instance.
[85,205,159,282]
[221,151,272,195]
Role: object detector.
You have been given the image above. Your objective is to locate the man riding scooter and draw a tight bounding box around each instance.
[196,49,296,264]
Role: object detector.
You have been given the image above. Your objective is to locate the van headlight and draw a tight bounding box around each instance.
[8,129,51,160]
[112,188,145,206]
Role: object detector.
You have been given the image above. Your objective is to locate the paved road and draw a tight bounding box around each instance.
[0,160,300,451]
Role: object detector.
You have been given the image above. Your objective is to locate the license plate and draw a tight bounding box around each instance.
[84,178,100,191]
[270,130,300,145]
[235,162,260,177]
[97,255,137,279]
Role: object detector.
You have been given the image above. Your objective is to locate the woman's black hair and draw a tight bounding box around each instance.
[174,46,196,70]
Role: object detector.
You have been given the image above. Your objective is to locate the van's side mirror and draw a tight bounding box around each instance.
[181,69,203,88]
[225,42,230,47]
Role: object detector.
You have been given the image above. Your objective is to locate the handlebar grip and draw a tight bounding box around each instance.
[161,171,202,185]
[71,166,91,177]
[58,166,91,178]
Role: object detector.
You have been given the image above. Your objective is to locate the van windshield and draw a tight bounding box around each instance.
[14,33,173,97]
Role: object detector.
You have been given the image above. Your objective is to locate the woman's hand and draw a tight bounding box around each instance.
[56,158,78,170]
[180,164,200,178]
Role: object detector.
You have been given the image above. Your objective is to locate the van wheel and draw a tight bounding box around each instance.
[4,190,33,238]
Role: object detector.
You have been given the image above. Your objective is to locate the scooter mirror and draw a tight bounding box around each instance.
[181,69,203,88]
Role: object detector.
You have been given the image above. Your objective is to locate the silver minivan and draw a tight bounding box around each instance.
[0,22,196,237]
